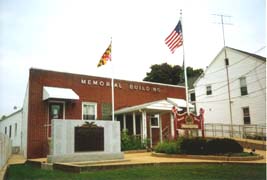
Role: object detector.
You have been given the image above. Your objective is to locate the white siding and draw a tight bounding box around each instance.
[195,47,266,125]
[0,110,22,148]
[21,83,29,158]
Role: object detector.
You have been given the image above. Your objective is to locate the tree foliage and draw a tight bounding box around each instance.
[143,63,203,85]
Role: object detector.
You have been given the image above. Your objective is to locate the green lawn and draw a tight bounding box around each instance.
[6,163,266,180]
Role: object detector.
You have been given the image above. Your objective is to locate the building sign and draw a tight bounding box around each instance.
[172,107,205,138]
[81,79,160,93]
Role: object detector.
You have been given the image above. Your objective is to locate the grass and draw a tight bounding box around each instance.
[6,163,266,180]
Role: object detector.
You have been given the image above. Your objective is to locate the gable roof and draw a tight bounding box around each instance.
[0,108,22,121]
[227,47,266,62]
[193,46,266,87]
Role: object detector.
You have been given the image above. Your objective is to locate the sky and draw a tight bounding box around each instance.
[0,0,265,116]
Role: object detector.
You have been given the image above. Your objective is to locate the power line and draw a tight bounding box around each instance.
[196,75,266,101]
[200,46,266,77]
[195,66,265,87]
[195,62,265,98]
[194,87,266,104]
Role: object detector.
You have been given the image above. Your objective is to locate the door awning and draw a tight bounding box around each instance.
[43,86,79,101]
[115,98,193,115]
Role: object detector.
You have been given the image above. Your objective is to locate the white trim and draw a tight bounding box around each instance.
[81,102,97,120]
[142,111,147,141]
[159,115,162,143]
[150,114,160,128]
[115,98,187,115]
[170,112,174,138]
[133,112,136,135]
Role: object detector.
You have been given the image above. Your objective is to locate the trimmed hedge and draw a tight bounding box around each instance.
[180,137,207,155]
[205,138,243,154]
[154,137,243,155]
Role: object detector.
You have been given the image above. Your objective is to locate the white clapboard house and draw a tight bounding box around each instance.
[194,47,266,129]
[0,109,22,153]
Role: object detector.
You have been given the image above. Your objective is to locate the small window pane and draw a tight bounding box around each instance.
[151,115,159,127]
[190,93,196,101]
[83,103,96,120]
[206,85,212,95]
[240,77,248,96]
[9,125,12,138]
[243,107,251,124]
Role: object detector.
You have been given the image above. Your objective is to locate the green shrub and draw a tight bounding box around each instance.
[121,130,146,151]
[180,137,207,155]
[154,137,244,155]
[205,138,243,154]
[155,141,179,154]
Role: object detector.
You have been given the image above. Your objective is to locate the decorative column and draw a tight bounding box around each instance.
[133,112,136,135]
[170,112,175,139]
[123,114,126,130]
[159,114,162,143]
[141,111,147,141]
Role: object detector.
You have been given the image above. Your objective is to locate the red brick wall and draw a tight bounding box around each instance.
[27,68,185,158]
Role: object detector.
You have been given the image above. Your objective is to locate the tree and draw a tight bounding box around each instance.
[143,63,203,85]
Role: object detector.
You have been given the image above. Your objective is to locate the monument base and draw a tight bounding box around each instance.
[47,152,124,163]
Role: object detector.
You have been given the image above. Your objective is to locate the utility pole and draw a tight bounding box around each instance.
[212,14,234,137]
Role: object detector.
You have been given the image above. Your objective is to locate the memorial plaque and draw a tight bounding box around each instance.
[75,126,104,152]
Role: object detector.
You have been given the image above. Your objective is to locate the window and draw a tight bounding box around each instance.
[242,107,251,124]
[9,125,12,138]
[82,102,97,120]
[15,123,17,137]
[240,77,248,96]
[151,114,159,128]
[102,103,112,120]
[206,85,212,95]
[5,127,7,135]
[190,92,196,102]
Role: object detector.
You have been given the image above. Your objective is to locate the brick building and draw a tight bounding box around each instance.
[21,68,189,158]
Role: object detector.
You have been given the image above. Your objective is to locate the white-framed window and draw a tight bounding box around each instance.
[242,107,251,124]
[206,85,212,95]
[9,125,12,138]
[15,123,17,137]
[150,114,159,128]
[240,77,248,96]
[82,102,97,120]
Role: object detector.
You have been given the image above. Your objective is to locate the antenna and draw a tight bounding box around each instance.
[211,13,234,137]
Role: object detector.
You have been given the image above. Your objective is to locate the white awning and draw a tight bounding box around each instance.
[115,97,195,115]
[166,98,194,108]
[43,86,79,101]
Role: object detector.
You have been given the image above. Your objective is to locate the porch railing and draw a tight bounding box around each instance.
[204,123,266,141]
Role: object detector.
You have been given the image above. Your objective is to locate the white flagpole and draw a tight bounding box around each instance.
[180,9,190,114]
[111,78,115,121]
[110,37,115,121]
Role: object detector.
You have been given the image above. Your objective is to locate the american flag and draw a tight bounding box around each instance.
[165,20,183,54]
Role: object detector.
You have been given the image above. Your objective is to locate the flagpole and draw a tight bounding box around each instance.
[110,37,115,121]
[180,9,190,114]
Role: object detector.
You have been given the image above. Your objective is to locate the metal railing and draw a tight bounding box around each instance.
[204,123,266,141]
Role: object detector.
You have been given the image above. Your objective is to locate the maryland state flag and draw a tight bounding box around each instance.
[97,43,111,67]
